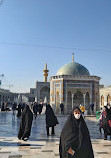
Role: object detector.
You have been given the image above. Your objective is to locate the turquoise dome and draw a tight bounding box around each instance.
[57,62,90,76]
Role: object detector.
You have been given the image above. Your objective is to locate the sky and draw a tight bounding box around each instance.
[0,0,111,93]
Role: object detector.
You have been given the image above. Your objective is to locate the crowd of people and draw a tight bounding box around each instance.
[17,103,59,140]
[1,101,111,157]
[1,102,59,139]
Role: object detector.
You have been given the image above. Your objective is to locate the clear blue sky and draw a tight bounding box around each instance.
[0,0,111,93]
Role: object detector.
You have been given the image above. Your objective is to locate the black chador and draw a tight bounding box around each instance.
[18,105,33,140]
[17,103,21,118]
[59,106,94,158]
[102,106,111,140]
[45,104,59,135]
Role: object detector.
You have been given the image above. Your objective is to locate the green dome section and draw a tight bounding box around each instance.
[57,62,90,76]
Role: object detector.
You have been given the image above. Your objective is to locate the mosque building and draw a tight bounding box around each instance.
[29,54,101,114]
[50,54,101,114]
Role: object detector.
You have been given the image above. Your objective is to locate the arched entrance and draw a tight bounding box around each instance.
[107,94,110,105]
[67,91,72,107]
[85,92,90,110]
[40,86,50,103]
[73,91,83,107]
[55,91,60,113]
[67,91,72,113]
[101,95,104,106]
[85,92,90,114]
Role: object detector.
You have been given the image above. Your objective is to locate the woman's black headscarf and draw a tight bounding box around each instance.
[59,106,94,158]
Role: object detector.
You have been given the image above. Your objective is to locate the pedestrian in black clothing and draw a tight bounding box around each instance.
[18,104,33,141]
[17,103,21,118]
[59,106,94,158]
[102,106,111,140]
[38,104,43,114]
[90,103,94,115]
[33,102,38,119]
[45,104,59,136]
[60,103,64,114]
[12,102,17,115]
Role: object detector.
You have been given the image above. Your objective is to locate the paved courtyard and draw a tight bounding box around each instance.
[0,111,111,158]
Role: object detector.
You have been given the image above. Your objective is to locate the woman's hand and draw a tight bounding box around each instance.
[67,147,75,155]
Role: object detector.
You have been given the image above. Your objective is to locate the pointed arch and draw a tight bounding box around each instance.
[101,95,104,106]
[107,94,110,105]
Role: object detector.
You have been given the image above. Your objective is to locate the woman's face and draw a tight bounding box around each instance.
[73,109,81,119]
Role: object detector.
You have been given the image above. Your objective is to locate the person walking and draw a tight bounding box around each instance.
[17,103,22,118]
[60,102,64,114]
[38,103,43,114]
[18,104,33,141]
[45,104,59,136]
[12,102,17,115]
[33,102,38,119]
[90,103,94,115]
[101,106,111,140]
[59,106,94,158]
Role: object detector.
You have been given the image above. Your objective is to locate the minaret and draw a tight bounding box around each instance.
[72,53,74,62]
[43,63,49,82]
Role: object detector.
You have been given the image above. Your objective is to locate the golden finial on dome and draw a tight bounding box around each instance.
[72,53,74,62]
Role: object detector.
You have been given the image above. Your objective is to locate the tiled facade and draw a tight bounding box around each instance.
[50,75,100,114]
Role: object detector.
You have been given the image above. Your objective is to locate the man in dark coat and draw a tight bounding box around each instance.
[45,104,59,136]
[59,106,94,158]
[18,104,33,141]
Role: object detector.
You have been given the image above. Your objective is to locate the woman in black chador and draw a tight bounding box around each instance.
[59,106,94,158]
[45,104,59,136]
[102,106,111,140]
[18,104,33,140]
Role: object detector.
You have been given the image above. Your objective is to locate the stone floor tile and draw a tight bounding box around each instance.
[0,112,111,158]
